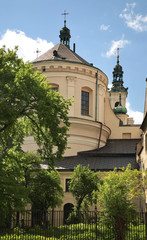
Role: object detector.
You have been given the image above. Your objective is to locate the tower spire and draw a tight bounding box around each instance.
[59,10,71,49]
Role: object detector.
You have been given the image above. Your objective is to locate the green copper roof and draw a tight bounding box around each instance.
[113,105,127,114]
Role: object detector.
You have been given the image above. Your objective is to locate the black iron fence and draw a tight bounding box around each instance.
[0,210,146,239]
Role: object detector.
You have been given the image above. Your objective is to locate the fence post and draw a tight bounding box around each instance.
[95,210,98,240]
[52,209,54,227]
[145,212,147,240]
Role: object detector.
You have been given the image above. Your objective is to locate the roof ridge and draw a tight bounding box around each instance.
[58,43,86,63]
[56,43,61,51]
[69,48,90,64]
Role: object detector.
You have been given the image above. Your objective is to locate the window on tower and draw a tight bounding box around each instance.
[115,101,120,107]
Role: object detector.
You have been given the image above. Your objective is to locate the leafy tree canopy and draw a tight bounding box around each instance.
[0,46,71,164]
[69,164,100,211]
[0,46,71,213]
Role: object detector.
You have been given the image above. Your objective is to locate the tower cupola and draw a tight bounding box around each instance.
[59,11,71,49]
[110,48,128,93]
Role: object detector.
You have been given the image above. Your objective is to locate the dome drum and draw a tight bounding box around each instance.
[64,117,111,156]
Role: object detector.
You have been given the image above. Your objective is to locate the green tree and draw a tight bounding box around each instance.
[0,150,41,227]
[29,169,63,211]
[0,46,71,163]
[97,165,143,240]
[28,169,64,226]
[69,165,100,211]
[0,46,71,216]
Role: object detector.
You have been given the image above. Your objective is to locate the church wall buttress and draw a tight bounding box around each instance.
[66,76,76,116]
[98,84,105,123]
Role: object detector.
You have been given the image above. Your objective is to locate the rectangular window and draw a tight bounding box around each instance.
[65,179,71,192]
[81,91,89,116]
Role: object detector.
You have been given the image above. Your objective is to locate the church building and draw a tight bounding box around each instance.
[23,17,142,211]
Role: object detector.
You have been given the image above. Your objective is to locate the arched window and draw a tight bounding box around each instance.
[81,90,89,115]
[64,203,74,224]
[50,84,59,92]
[41,66,46,72]
[115,101,120,107]
[81,87,92,116]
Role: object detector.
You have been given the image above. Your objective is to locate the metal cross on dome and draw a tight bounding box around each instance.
[117,47,120,63]
[116,47,123,64]
[117,47,120,55]
[61,10,69,21]
[35,48,41,58]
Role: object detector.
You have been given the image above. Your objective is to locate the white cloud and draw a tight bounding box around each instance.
[100,24,110,31]
[0,29,54,62]
[120,3,147,32]
[108,84,112,90]
[103,35,130,58]
[126,102,143,124]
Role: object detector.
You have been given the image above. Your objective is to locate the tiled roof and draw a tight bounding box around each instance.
[55,139,140,171]
[33,43,90,65]
[79,139,140,156]
[55,156,138,171]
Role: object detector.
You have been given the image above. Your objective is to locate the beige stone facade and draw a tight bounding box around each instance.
[31,53,142,157]
[32,59,111,156]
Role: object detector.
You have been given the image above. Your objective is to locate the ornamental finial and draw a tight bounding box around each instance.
[117,48,119,64]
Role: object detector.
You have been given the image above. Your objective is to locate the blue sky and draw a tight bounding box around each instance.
[0,0,147,123]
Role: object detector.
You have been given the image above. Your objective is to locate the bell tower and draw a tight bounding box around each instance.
[109,48,128,110]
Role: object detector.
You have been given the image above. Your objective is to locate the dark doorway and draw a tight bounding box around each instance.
[64,203,74,224]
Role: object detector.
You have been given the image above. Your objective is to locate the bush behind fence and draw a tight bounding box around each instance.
[0,210,146,239]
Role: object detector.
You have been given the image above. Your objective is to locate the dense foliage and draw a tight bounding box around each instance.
[97,165,143,240]
[0,47,71,215]
[29,169,64,211]
[0,46,71,162]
